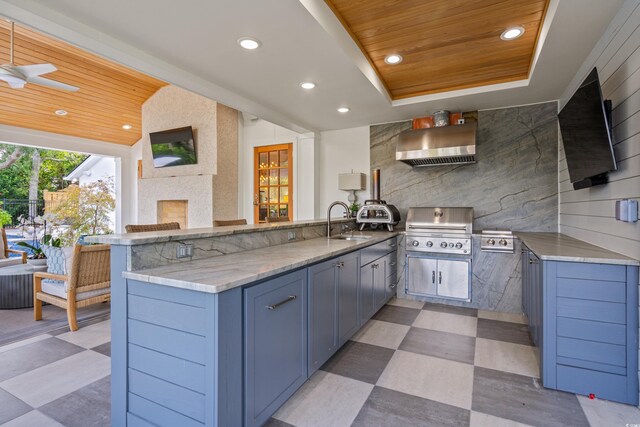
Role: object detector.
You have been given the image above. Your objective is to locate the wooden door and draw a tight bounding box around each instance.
[254,144,293,223]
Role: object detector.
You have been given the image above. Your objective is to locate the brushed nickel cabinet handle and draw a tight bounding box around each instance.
[390,262,397,267]
[432,271,435,283]
[438,271,442,284]
[266,295,297,310]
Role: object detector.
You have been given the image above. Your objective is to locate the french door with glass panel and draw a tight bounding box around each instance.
[254,143,293,223]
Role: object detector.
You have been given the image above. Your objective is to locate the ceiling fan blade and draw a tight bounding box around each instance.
[26,76,79,92]
[10,63,57,78]
[0,73,26,88]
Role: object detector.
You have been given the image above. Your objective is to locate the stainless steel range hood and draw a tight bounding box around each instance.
[396,122,477,167]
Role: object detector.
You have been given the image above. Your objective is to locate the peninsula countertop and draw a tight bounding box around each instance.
[85,218,353,246]
[123,232,400,294]
[516,232,639,266]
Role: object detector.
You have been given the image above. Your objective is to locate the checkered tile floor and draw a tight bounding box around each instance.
[1,300,639,426]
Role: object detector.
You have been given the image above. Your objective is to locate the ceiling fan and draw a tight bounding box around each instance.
[0,21,79,91]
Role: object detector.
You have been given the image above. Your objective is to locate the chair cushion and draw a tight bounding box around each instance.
[0,257,22,268]
[41,279,110,301]
[42,245,74,276]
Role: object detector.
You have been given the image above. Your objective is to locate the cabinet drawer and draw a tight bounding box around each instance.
[557,365,631,404]
[361,238,397,266]
[556,262,626,282]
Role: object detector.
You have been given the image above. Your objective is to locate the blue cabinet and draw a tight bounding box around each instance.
[522,244,639,405]
[244,270,307,427]
[308,258,339,374]
[338,251,360,346]
[360,238,398,323]
[308,251,360,374]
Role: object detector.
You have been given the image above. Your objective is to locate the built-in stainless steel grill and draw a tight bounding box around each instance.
[405,207,473,255]
[405,207,473,302]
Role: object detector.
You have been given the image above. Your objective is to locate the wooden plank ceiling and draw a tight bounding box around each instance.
[0,21,166,145]
[326,0,550,100]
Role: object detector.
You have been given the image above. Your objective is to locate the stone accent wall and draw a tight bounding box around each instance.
[370,102,559,232]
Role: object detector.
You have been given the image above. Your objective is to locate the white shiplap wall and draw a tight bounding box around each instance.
[559,0,640,261]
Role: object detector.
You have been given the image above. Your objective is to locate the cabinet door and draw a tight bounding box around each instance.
[382,251,398,304]
[360,264,376,324]
[436,259,470,300]
[406,255,437,296]
[373,260,387,311]
[338,251,360,346]
[308,259,338,375]
[521,248,529,317]
[244,270,307,427]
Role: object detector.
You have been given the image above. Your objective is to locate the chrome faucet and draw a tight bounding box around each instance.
[327,201,350,238]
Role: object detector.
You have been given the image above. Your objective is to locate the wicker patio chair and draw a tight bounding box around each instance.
[214,219,247,226]
[265,216,290,223]
[0,228,27,267]
[125,222,181,233]
[33,244,111,331]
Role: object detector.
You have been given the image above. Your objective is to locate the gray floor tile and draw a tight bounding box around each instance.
[372,305,421,326]
[472,367,589,427]
[353,386,470,427]
[263,418,295,427]
[0,388,31,424]
[91,342,111,357]
[0,337,84,382]
[399,327,475,364]
[476,318,532,346]
[39,375,110,427]
[321,341,394,384]
[423,302,478,317]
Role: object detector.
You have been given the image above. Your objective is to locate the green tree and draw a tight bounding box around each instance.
[48,180,115,245]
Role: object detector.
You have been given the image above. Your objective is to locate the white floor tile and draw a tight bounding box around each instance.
[578,395,640,427]
[0,335,51,354]
[377,350,474,410]
[387,297,425,310]
[56,320,110,349]
[470,411,533,426]
[412,310,477,337]
[2,410,65,427]
[478,310,527,325]
[474,338,539,378]
[351,320,410,349]
[273,370,373,427]
[0,350,110,407]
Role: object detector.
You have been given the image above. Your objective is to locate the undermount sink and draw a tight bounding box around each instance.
[330,234,373,241]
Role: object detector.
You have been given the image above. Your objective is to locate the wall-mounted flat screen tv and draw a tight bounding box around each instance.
[149,126,197,168]
[558,67,616,190]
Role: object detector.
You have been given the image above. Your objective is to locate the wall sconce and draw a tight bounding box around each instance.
[338,172,366,203]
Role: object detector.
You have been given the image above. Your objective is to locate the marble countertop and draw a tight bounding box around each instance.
[123,232,399,293]
[516,232,639,266]
[85,218,353,246]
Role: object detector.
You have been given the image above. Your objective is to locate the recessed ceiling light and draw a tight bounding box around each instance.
[54,109,67,116]
[238,37,261,50]
[122,124,133,130]
[501,26,525,40]
[337,107,350,113]
[300,82,316,90]
[384,54,403,65]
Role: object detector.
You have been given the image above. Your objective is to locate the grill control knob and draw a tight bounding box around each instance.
[487,239,496,245]
[455,242,463,249]
[426,241,433,247]
[448,243,455,248]
[411,240,419,247]
[440,242,448,248]
[499,239,508,246]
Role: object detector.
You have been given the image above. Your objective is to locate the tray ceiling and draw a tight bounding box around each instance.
[0,21,166,145]
[326,0,550,100]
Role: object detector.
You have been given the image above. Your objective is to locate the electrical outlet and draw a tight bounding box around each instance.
[176,243,193,258]
[287,231,296,241]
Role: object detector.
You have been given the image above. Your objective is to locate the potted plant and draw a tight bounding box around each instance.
[349,202,361,218]
[17,234,62,266]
